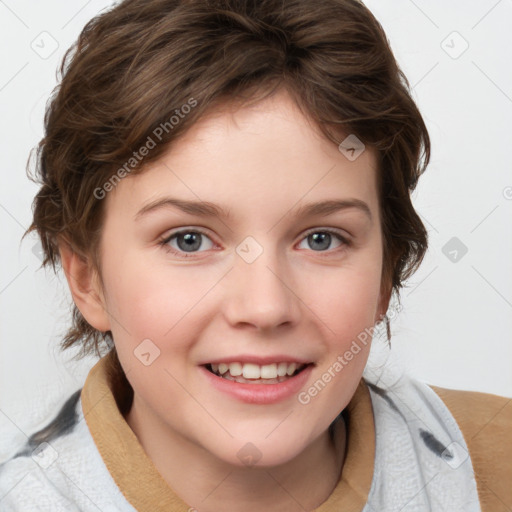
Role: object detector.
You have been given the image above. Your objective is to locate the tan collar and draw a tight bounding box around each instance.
[81,351,375,511]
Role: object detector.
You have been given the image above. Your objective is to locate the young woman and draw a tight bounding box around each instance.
[1,1,510,511]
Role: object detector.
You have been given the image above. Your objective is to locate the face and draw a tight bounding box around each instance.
[93,89,388,467]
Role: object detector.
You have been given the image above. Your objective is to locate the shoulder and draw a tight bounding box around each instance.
[0,389,84,511]
[0,388,136,512]
[429,384,512,512]
[0,456,79,511]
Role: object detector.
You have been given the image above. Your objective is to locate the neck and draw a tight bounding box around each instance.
[125,397,347,512]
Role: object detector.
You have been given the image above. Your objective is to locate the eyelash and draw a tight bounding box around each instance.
[158,227,351,258]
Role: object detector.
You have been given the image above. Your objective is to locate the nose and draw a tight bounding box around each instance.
[223,244,302,333]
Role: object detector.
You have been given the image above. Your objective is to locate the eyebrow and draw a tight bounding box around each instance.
[135,197,372,222]
[295,198,372,221]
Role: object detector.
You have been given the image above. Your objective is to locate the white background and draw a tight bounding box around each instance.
[1,0,511,449]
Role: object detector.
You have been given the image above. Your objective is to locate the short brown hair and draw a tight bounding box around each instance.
[27,0,430,361]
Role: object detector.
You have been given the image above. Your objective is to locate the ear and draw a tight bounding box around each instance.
[58,240,111,332]
[374,281,392,324]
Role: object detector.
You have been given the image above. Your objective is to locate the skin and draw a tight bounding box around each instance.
[61,88,390,512]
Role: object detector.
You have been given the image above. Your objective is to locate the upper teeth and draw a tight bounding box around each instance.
[210,362,305,379]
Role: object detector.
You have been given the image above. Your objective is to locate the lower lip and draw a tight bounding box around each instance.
[200,364,314,404]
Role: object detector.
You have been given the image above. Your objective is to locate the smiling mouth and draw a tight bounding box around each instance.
[204,362,312,384]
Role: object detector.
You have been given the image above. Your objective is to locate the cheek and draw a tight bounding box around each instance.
[304,249,382,387]
[297,267,379,416]
[307,258,382,333]
[100,251,222,351]
[99,249,167,338]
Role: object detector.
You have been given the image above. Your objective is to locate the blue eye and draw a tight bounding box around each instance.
[160,229,214,257]
[297,229,349,252]
[159,228,349,259]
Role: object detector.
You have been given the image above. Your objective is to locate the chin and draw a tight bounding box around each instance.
[205,435,308,469]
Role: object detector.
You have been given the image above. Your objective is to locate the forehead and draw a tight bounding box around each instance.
[106,89,379,223]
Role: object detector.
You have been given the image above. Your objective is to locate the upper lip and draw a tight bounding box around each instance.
[199,355,314,366]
